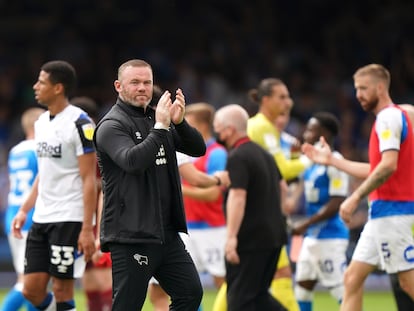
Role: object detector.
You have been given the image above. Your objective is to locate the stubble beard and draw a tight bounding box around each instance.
[360,96,378,113]
[121,92,150,108]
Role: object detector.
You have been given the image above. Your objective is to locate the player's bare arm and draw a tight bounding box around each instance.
[340,150,397,224]
[303,136,370,179]
[225,188,246,265]
[354,150,397,199]
[77,152,98,262]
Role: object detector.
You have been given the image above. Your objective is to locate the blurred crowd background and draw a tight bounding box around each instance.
[0,0,414,248]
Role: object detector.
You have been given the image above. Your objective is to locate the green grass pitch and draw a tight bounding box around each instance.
[0,288,397,310]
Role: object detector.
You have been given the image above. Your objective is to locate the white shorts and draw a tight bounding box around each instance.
[352,215,414,273]
[8,231,29,274]
[296,237,348,287]
[180,226,226,277]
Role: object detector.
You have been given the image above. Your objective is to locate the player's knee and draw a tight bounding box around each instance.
[343,268,356,288]
[22,281,46,305]
[213,276,225,288]
[295,285,313,302]
[52,280,74,301]
[148,284,170,306]
[274,265,292,279]
[22,286,36,303]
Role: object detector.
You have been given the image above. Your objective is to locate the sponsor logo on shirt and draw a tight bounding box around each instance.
[37,142,62,158]
[156,144,167,165]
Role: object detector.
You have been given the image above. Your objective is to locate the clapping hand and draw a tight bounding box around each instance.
[170,88,186,124]
[155,91,172,127]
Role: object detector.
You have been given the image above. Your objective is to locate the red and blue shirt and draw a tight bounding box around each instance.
[369,104,414,218]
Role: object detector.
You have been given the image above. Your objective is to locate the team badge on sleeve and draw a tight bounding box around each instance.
[380,128,391,140]
[82,123,94,141]
[331,178,343,189]
[75,115,95,153]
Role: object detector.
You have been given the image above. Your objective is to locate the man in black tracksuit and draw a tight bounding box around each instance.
[93,59,205,311]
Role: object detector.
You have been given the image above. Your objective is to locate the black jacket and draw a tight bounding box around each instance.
[93,99,206,251]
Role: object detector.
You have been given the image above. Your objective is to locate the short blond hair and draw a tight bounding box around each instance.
[353,64,390,88]
[185,102,215,125]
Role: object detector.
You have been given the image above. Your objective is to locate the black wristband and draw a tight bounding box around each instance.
[214,175,221,186]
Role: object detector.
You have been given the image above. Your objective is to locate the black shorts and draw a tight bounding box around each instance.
[25,222,85,279]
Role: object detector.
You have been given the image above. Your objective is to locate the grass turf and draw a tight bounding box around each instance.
[0,288,397,311]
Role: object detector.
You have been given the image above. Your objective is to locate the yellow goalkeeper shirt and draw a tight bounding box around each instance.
[247,113,306,181]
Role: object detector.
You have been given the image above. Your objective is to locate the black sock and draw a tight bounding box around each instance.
[56,300,75,311]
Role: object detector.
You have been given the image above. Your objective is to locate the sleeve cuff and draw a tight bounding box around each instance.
[154,122,169,131]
